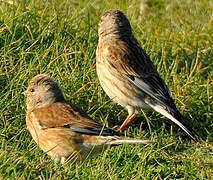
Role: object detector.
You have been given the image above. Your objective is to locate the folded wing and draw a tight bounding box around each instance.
[32,102,120,137]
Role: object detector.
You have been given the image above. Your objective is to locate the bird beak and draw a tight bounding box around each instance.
[22,91,27,96]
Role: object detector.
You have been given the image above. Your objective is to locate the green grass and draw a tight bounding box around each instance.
[0,0,212,179]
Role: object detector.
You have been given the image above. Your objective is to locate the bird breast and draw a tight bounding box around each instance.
[96,45,150,110]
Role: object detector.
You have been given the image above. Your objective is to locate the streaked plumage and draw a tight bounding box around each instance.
[25,74,151,163]
[96,10,200,141]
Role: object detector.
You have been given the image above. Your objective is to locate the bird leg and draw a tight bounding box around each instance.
[119,113,137,132]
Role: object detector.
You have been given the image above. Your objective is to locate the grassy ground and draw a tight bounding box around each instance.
[0,0,212,179]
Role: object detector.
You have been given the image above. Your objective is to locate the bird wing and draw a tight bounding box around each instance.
[32,102,119,136]
[101,38,176,110]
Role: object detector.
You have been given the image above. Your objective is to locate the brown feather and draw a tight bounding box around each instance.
[32,102,101,129]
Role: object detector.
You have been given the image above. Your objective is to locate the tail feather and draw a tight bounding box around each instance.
[149,104,200,142]
[88,136,152,147]
[107,139,153,145]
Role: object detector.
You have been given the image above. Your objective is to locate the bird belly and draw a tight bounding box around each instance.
[27,118,81,162]
[97,62,150,110]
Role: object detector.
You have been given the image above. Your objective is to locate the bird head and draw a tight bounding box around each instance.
[24,74,64,111]
[98,10,132,38]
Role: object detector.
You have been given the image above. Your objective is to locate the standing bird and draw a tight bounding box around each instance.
[24,74,151,163]
[96,10,200,141]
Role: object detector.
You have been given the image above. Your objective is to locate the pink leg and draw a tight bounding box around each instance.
[119,113,137,132]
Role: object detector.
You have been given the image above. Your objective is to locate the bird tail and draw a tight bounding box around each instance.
[106,138,153,146]
[149,104,200,142]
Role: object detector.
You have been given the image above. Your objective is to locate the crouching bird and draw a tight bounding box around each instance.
[24,74,151,163]
[96,10,200,141]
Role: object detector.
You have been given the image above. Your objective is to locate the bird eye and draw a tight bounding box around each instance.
[30,88,35,92]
